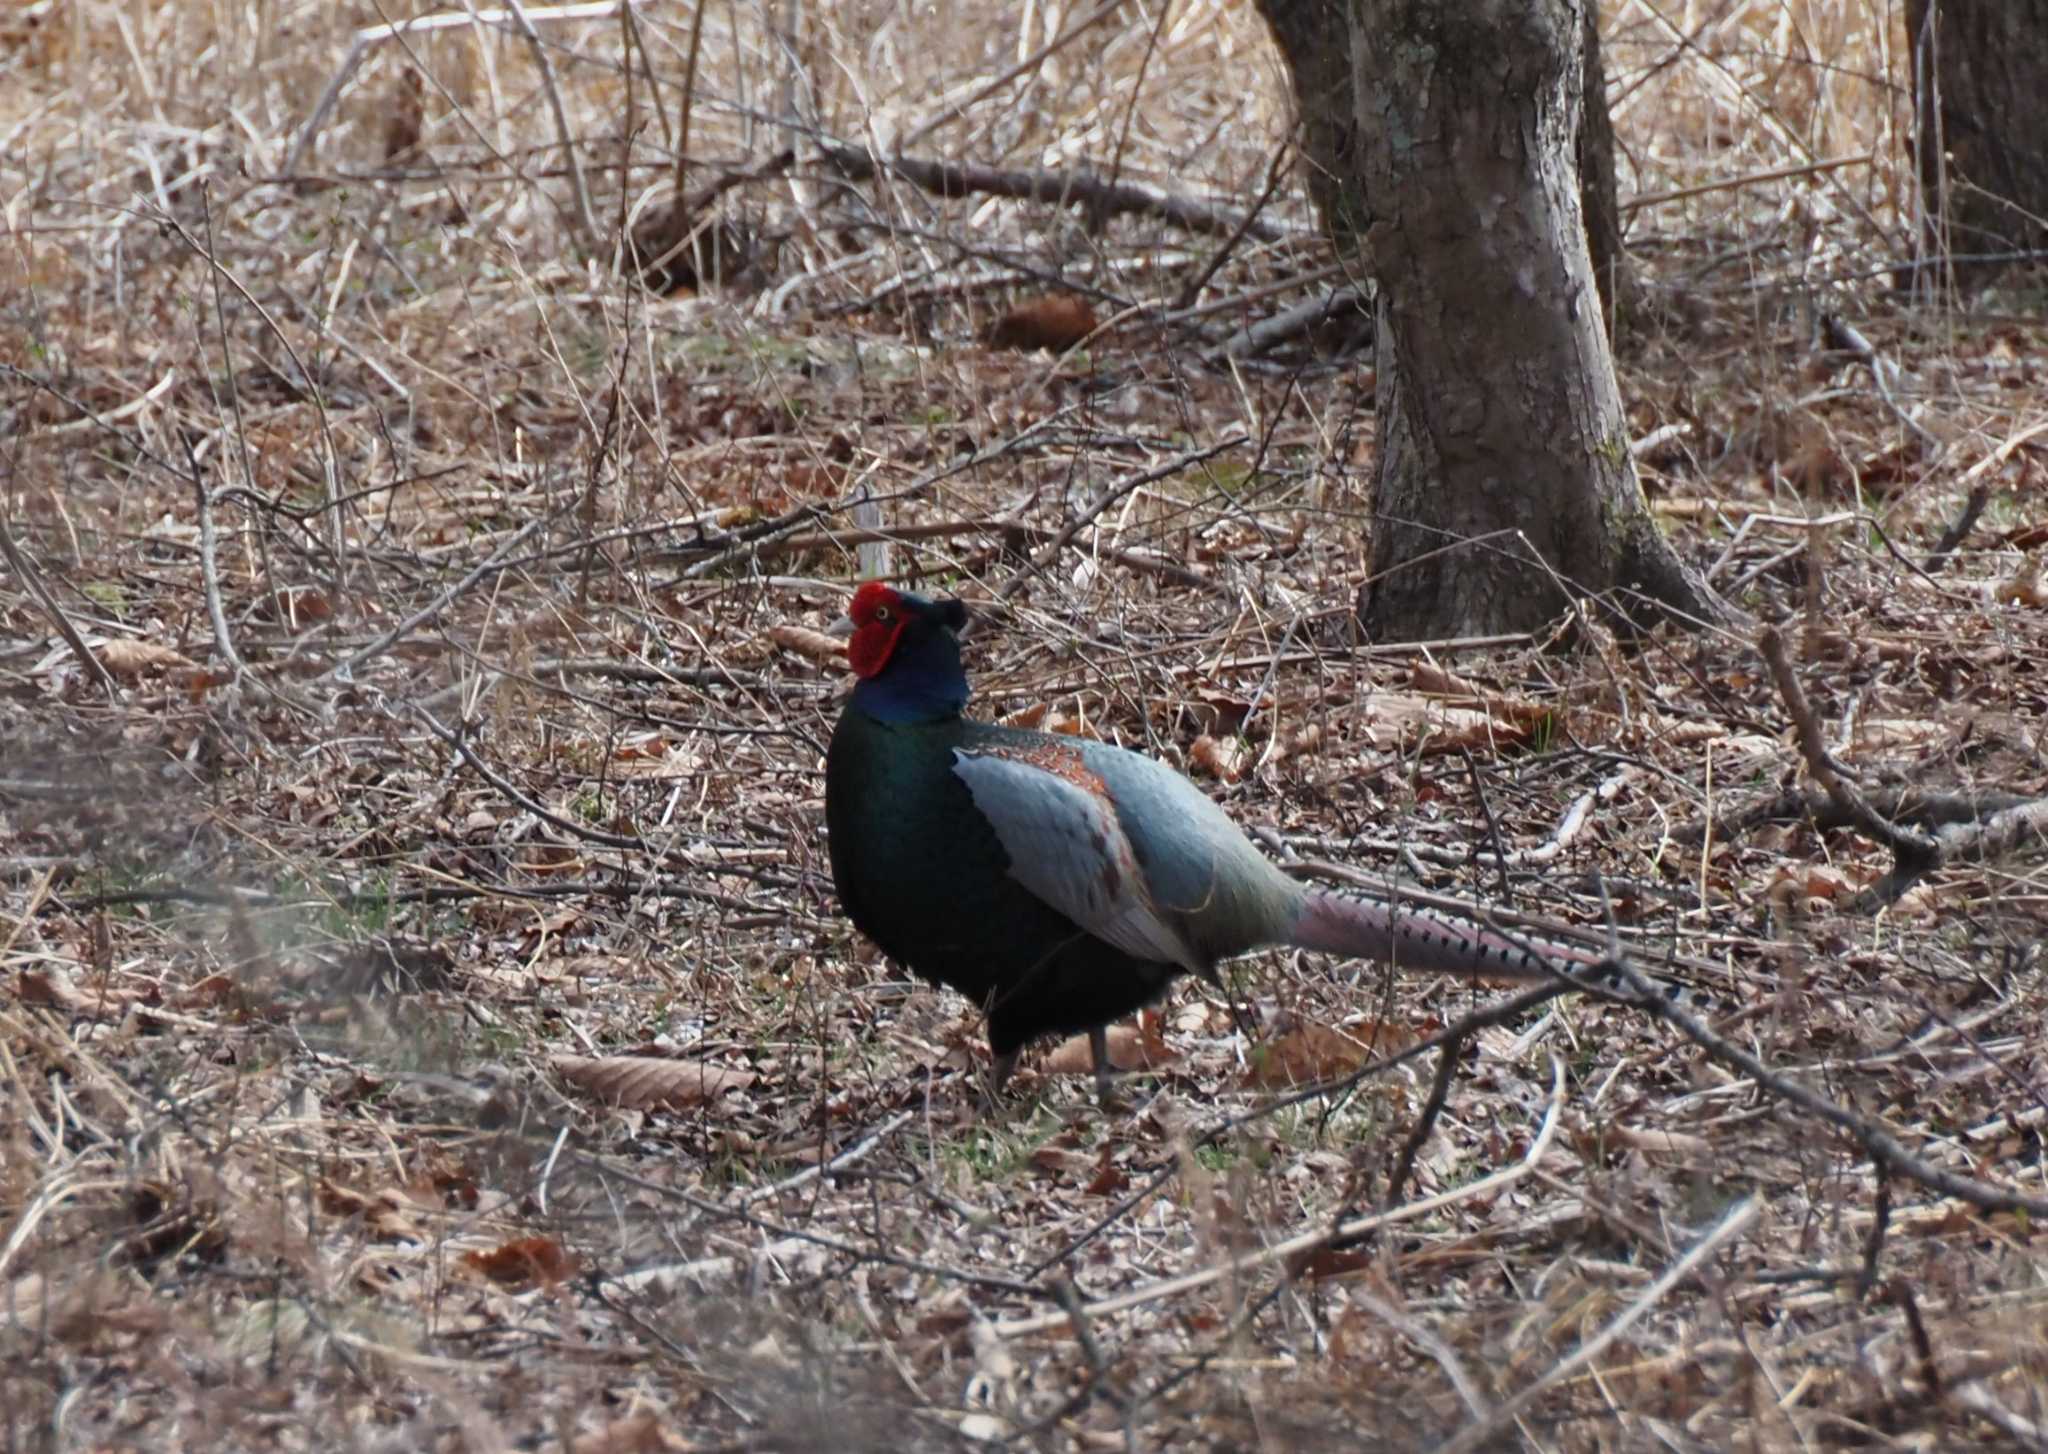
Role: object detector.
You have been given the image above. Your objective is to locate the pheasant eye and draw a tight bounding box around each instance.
[873,605,892,621]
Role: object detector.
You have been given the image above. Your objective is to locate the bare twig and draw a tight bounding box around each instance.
[286,0,650,175]
[898,0,1133,152]
[1601,956,2048,1219]
[179,436,247,683]
[1623,151,1874,213]
[1354,1290,1493,1420]
[1819,311,1944,454]
[1174,139,1295,313]
[1382,1028,1468,1205]
[500,0,601,249]
[818,142,1294,244]
[1858,1173,1892,1296]
[994,1059,1569,1337]
[736,1111,914,1207]
[324,514,556,681]
[1925,481,1991,571]
[994,434,1249,601]
[0,515,119,696]
[1758,624,1941,887]
[1430,1194,1760,1454]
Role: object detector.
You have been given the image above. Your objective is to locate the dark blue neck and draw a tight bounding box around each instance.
[848,626,969,724]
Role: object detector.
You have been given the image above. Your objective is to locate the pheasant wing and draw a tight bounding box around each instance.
[952,746,1200,973]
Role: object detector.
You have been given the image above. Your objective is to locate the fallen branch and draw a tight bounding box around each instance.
[1758,624,1941,898]
[991,1058,1568,1337]
[1668,784,2039,847]
[1819,311,1943,454]
[1210,286,1370,363]
[818,142,1294,244]
[1871,795,2048,907]
[1601,956,2048,1219]
[1431,1194,1760,1454]
[1923,480,1990,572]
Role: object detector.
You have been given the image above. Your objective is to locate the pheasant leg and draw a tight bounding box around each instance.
[1090,1025,1113,1106]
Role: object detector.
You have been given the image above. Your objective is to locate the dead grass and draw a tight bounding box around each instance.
[4,0,2047,1449]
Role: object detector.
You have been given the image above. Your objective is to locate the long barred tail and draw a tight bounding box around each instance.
[1284,889,1723,1012]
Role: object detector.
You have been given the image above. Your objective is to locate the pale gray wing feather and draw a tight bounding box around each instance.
[952,749,1200,972]
[1078,742,1300,957]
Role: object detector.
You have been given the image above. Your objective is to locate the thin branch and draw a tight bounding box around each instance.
[179,436,247,683]
[1758,624,1941,891]
[1923,480,1990,571]
[1601,956,2048,1218]
[994,434,1249,601]
[993,1059,1569,1337]
[1430,1195,1760,1454]
[1382,1029,1468,1205]
[0,515,119,697]
[324,514,556,682]
[1174,138,1295,312]
[818,142,1294,244]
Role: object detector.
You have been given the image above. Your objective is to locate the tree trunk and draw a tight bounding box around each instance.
[1254,0,1367,252]
[1904,0,2048,288]
[1259,0,1623,323]
[1577,5,1623,330]
[1349,0,1716,638]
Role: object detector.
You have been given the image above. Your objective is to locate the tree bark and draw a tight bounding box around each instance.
[1577,6,1623,330]
[1904,0,2048,288]
[1259,0,1623,324]
[1255,0,1368,252]
[1349,0,1716,638]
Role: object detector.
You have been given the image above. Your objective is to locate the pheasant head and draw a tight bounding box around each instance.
[838,582,970,723]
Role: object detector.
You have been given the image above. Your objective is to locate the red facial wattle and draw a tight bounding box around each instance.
[845,582,908,679]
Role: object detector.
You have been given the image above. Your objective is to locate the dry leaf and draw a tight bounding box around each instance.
[1590,1123,1715,1160]
[1893,881,1944,919]
[1853,718,1945,752]
[570,1414,684,1454]
[463,1235,578,1288]
[270,586,334,624]
[98,638,197,678]
[1244,1019,1402,1089]
[17,965,133,1016]
[1358,691,1519,755]
[1184,690,1255,736]
[1029,1145,1094,1177]
[1767,863,1857,919]
[767,623,849,666]
[171,973,236,1009]
[985,295,1099,352]
[1287,1245,1375,1281]
[552,1054,757,1108]
[1042,1019,1174,1076]
[1994,554,2045,607]
[317,1180,436,1240]
[1085,1145,1129,1197]
[1409,661,1490,704]
[1188,733,1247,781]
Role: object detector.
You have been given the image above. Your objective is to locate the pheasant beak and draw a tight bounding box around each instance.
[825,612,856,639]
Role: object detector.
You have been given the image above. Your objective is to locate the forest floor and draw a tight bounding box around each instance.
[3,1,2046,1449]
